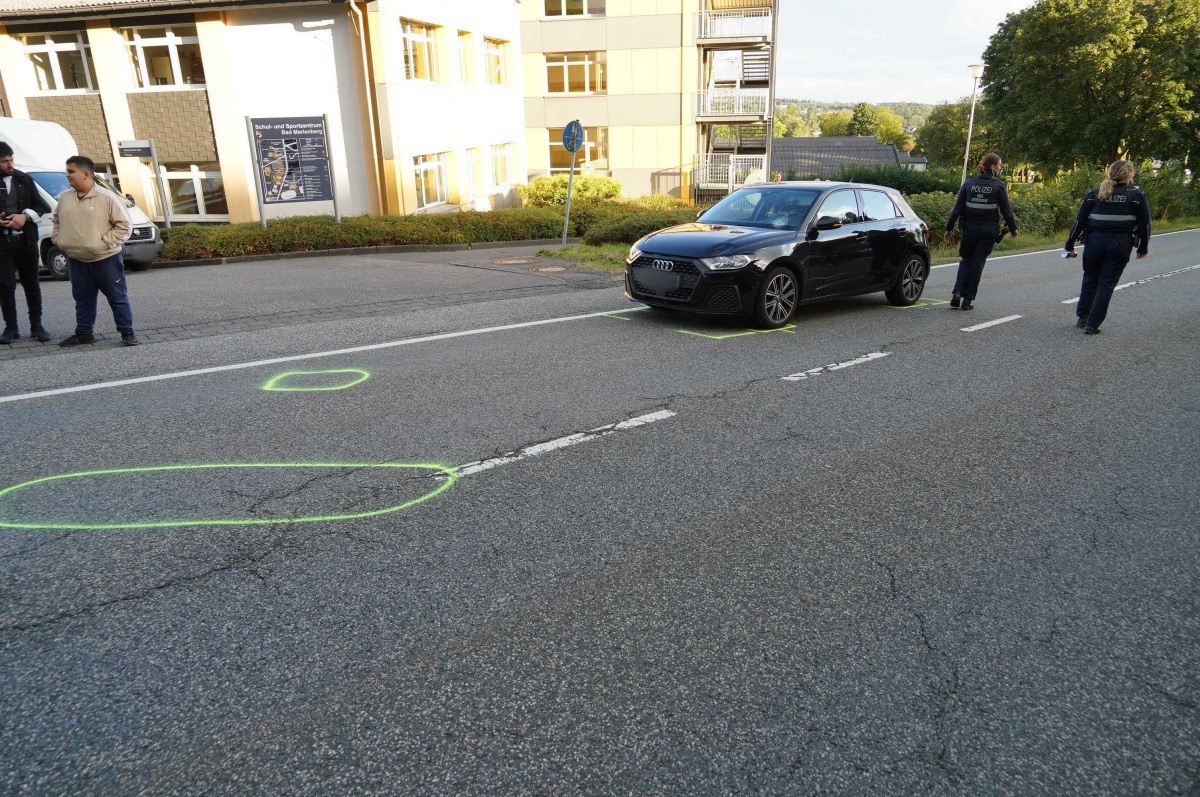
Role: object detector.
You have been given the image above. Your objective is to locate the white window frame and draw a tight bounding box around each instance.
[457,31,473,85]
[414,153,449,209]
[490,144,513,188]
[484,38,506,87]
[400,18,437,82]
[545,51,606,95]
[20,32,97,94]
[548,127,608,175]
[122,25,205,90]
[160,163,228,221]
[544,0,606,18]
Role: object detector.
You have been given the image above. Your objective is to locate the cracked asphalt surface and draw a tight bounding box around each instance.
[1,237,1198,794]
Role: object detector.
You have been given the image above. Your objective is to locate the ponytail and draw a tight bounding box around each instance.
[1098,160,1134,200]
[978,153,1002,176]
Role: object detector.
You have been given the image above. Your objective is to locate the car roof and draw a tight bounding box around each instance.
[752,181,899,193]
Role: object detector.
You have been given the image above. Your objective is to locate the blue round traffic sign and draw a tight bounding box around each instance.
[562,121,584,154]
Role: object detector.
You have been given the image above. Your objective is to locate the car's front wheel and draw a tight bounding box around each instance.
[45,245,69,280]
[753,265,798,329]
[886,254,927,306]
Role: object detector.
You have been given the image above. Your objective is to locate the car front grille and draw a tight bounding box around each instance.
[129,226,154,241]
[702,285,741,312]
[630,256,701,302]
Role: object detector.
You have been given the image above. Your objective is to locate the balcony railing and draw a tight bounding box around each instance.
[697,9,772,40]
[697,88,769,118]
[694,153,767,192]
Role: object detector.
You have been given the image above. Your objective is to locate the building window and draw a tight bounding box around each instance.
[400,19,437,82]
[161,163,227,219]
[122,26,205,88]
[414,153,448,209]
[457,31,473,84]
[466,147,482,198]
[484,38,506,86]
[548,127,608,174]
[491,144,513,187]
[545,52,605,94]
[544,0,605,17]
[20,32,97,93]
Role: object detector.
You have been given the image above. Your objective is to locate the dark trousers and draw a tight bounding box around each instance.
[1077,231,1134,329]
[952,225,996,301]
[67,252,134,335]
[0,242,42,329]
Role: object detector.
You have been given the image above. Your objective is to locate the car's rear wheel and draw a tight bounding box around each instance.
[125,259,149,272]
[886,254,927,306]
[753,265,798,329]
[45,245,69,280]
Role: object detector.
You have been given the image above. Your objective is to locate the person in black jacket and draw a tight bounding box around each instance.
[943,153,1018,310]
[1064,160,1150,335]
[0,141,53,343]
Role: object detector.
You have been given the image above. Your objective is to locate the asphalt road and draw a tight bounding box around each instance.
[2,232,1198,794]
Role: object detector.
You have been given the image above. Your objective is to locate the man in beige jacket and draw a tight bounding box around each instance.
[53,155,139,347]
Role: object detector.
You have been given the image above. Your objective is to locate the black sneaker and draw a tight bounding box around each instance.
[1084,326,1101,335]
[950,293,961,308]
[1075,317,1087,329]
[59,333,95,347]
[120,331,140,346]
[31,325,51,342]
[961,300,974,311]
[0,327,18,344]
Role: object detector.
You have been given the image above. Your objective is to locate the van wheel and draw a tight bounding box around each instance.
[753,266,798,329]
[45,245,69,280]
[125,260,149,272]
[886,255,927,306]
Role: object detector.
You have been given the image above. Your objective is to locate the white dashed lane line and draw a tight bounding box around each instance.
[782,352,890,382]
[961,315,1022,332]
[1060,263,1200,303]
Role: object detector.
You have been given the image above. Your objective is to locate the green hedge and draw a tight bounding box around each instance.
[582,209,699,246]
[518,174,623,206]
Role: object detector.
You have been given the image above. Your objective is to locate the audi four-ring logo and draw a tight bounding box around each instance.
[651,259,674,271]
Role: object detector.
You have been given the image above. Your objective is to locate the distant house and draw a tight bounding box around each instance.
[897,150,929,172]
[770,136,923,178]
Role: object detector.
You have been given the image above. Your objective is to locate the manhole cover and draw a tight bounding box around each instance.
[531,266,567,273]
[493,258,535,265]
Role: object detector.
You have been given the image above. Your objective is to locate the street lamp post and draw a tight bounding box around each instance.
[961,63,985,184]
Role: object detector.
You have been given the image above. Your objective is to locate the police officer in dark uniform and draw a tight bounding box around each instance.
[943,153,1018,310]
[1064,159,1150,334]
[0,141,52,344]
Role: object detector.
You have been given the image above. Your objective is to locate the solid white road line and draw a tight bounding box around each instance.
[1060,263,1200,303]
[782,351,890,382]
[931,226,1200,269]
[455,409,676,477]
[0,306,648,406]
[961,315,1022,332]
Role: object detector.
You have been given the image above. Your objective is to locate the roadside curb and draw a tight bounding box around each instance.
[152,237,583,269]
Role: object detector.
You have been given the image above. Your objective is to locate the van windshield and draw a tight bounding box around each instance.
[27,171,70,200]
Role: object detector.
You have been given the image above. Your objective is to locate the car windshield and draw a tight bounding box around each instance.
[698,188,821,230]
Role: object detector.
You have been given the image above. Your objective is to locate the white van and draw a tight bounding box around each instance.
[0,117,163,278]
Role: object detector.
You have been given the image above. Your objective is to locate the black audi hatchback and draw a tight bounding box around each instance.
[624,182,932,328]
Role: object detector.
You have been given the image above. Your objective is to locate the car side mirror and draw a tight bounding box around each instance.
[125,193,136,207]
[814,215,842,231]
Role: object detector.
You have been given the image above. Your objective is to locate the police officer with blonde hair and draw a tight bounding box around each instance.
[1064,160,1150,334]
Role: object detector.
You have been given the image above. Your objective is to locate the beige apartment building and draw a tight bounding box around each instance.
[520,0,778,200]
[0,0,774,222]
[0,0,526,224]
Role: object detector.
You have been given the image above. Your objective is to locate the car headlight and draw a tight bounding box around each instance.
[626,245,643,264]
[699,254,755,271]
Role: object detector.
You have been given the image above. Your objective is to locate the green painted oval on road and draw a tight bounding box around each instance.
[0,462,456,531]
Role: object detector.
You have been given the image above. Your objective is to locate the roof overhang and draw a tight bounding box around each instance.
[0,0,341,25]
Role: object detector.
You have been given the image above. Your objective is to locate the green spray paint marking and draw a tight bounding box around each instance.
[597,307,649,321]
[676,323,797,340]
[262,369,371,391]
[884,298,951,310]
[0,463,456,530]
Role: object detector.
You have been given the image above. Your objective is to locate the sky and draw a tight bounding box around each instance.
[774,0,1038,105]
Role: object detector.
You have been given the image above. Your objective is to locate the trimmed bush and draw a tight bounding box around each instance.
[581,209,699,246]
[518,174,623,206]
[831,163,961,194]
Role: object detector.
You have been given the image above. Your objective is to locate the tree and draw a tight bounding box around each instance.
[982,0,1200,169]
[773,103,816,138]
[818,109,853,137]
[846,102,880,137]
[874,107,914,150]
[914,99,998,168]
